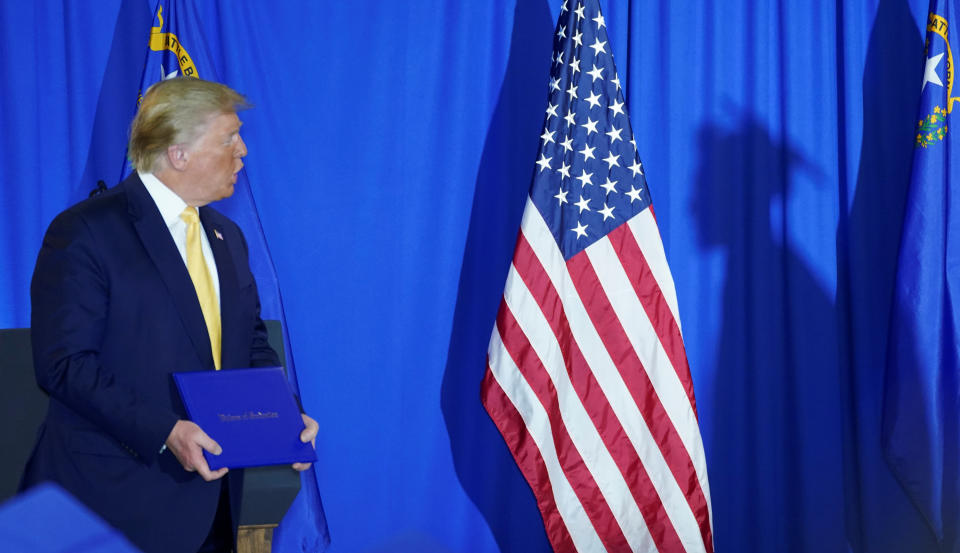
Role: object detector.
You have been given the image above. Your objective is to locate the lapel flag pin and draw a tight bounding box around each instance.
[214,229,223,241]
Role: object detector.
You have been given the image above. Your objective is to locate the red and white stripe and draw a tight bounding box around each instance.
[482,198,713,553]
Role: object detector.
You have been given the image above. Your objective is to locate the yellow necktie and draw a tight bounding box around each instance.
[180,207,221,370]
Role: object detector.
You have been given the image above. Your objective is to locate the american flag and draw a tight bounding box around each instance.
[480,1,713,551]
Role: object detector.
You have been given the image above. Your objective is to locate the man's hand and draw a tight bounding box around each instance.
[292,413,318,472]
[165,420,228,481]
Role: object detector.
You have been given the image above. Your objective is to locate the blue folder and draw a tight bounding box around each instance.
[172,367,317,469]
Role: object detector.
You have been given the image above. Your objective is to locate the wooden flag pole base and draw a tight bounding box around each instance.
[237,523,277,553]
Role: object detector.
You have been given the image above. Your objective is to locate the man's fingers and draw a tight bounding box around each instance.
[191,428,226,480]
[185,444,228,481]
[181,421,222,456]
[195,460,229,481]
[300,413,318,446]
[294,414,318,471]
[196,463,229,482]
[165,419,227,477]
[197,433,223,456]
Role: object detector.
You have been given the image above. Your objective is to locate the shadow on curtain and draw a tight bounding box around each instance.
[439,1,554,552]
[694,115,849,553]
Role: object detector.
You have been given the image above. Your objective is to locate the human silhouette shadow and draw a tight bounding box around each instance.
[840,0,948,551]
[439,1,555,552]
[694,117,846,553]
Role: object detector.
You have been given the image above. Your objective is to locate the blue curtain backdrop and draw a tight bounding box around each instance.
[0,1,946,552]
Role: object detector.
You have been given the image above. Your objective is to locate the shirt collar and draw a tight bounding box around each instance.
[140,172,189,227]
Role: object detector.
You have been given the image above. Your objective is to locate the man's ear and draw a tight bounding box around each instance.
[166,144,189,171]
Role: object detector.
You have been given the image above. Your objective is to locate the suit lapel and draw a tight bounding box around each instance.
[124,174,215,371]
[200,208,242,370]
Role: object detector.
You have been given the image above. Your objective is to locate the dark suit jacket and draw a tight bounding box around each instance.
[20,173,280,553]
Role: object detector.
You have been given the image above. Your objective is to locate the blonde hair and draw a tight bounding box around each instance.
[128,78,251,173]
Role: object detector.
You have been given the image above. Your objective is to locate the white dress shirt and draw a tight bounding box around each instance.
[139,172,221,307]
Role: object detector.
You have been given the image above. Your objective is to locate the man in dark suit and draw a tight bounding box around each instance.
[20,78,317,553]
